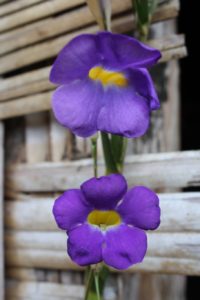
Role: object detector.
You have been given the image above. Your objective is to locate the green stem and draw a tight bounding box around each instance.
[84,267,94,300]
[101,132,119,174]
[94,271,101,300]
[91,135,98,177]
[111,135,127,173]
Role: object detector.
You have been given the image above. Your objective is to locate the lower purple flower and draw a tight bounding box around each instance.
[53,174,160,270]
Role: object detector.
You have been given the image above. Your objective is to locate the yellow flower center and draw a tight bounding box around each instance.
[88,66,128,87]
[87,210,121,229]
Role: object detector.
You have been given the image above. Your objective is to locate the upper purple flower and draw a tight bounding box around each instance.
[53,174,160,270]
[50,32,161,138]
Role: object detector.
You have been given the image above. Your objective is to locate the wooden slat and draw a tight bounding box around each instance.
[6,281,84,300]
[5,230,200,261]
[6,151,200,192]
[5,249,200,276]
[0,9,183,75]
[0,67,50,93]
[0,79,52,102]
[5,193,200,232]
[0,35,186,120]
[0,42,186,105]
[0,0,85,33]
[0,91,52,120]
[0,0,178,57]
[0,122,4,300]
[0,0,44,17]
[0,0,130,56]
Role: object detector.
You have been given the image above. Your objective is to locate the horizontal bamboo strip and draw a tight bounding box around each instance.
[0,6,182,75]
[6,281,84,299]
[0,66,50,92]
[0,37,185,104]
[0,79,52,102]
[0,0,44,17]
[5,249,200,275]
[0,92,52,120]
[0,38,186,119]
[6,268,41,281]
[0,0,85,33]
[5,193,200,232]
[6,151,200,192]
[0,0,178,56]
[5,230,200,261]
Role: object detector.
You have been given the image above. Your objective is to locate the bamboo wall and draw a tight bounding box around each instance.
[0,0,193,299]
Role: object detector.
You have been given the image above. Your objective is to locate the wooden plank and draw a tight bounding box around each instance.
[0,122,4,300]
[0,67,50,93]
[0,0,85,33]
[0,91,52,120]
[0,42,186,105]
[0,0,44,17]
[5,248,200,275]
[5,230,200,261]
[0,38,186,120]
[6,281,84,299]
[0,79,52,102]
[0,0,130,55]
[4,193,200,232]
[0,18,184,75]
[0,0,178,57]
[6,268,44,281]
[6,151,200,192]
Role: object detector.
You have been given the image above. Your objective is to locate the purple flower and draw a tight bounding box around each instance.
[53,174,160,270]
[50,32,161,138]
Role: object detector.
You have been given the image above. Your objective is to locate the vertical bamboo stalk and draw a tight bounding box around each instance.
[0,121,4,300]
[49,112,68,162]
[25,112,49,163]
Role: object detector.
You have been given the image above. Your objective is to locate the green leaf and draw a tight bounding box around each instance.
[148,0,159,14]
[111,135,127,173]
[101,132,119,174]
[85,265,110,300]
[135,0,149,25]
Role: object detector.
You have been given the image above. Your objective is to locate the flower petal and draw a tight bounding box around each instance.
[50,34,100,85]
[98,32,161,70]
[97,86,150,138]
[53,189,92,231]
[117,186,160,230]
[52,79,103,137]
[103,224,147,270]
[68,224,103,266]
[128,68,160,110]
[81,174,127,209]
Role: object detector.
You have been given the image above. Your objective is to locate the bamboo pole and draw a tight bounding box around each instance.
[5,231,200,261]
[0,0,45,17]
[0,0,179,56]
[0,0,85,33]
[0,35,186,120]
[4,193,200,232]
[5,249,200,275]
[6,151,200,192]
[6,281,84,299]
[0,12,184,75]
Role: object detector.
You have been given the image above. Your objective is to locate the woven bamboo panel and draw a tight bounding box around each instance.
[0,0,191,300]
